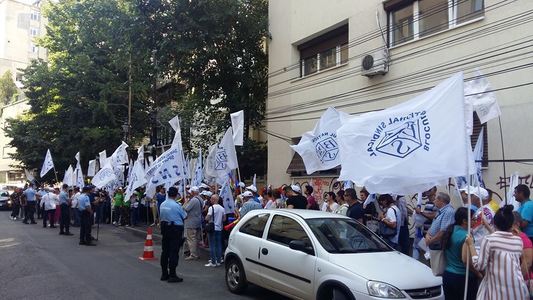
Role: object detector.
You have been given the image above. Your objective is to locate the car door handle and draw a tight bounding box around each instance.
[261,248,268,255]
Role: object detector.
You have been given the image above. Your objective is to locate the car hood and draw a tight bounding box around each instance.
[328,251,441,290]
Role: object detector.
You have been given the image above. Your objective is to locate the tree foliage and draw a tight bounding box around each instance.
[0,70,17,105]
[6,0,268,181]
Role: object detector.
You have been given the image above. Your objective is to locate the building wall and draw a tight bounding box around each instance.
[267,0,533,200]
[0,0,46,183]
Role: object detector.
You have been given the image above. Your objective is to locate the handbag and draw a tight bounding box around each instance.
[206,206,215,233]
[379,207,398,238]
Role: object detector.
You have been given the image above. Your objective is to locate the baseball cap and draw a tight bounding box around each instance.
[188,186,199,193]
[246,185,257,193]
[199,183,210,189]
[200,190,213,197]
[242,191,253,198]
[238,182,246,188]
[290,184,301,194]
[460,186,489,201]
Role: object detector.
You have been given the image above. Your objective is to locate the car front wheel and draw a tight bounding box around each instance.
[225,258,248,294]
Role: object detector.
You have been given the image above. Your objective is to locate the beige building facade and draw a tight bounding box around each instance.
[0,0,46,183]
[267,0,533,201]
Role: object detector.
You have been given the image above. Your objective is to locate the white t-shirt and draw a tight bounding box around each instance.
[42,193,58,210]
[264,200,275,209]
[71,192,80,209]
[207,204,225,231]
[385,205,400,244]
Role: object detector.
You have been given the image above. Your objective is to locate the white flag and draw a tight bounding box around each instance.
[506,173,520,210]
[253,173,257,188]
[99,150,108,167]
[464,71,501,124]
[109,141,129,167]
[291,107,349,175]
[473,128,484,187]
[75,162,84,187]
[145,148,186,191]
[169,115,183,150]
[40,149,55,177]
[220,178,235,214]
[92,163,117,188]
[337,73,471,195]
[125,160,148,202]
[205,128,239,181]
[137,145,145,169]
[230,110,244,146]
[63,165,74,186]
[25,169,36,183]
[87,160,97,177]
[192,149,203,186]
[75,151,80,163]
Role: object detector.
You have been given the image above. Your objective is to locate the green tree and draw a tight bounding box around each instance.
[0,70,17,105]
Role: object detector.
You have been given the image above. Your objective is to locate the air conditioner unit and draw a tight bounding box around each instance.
[361,50,389,77]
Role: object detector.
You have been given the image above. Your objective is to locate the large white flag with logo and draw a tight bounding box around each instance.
[145,146,186,189]
[75,162,84,187]
[291,107,349,174]
[99,150,108,167]
[230,110,244,146]
[337,73,472,194]
[40,149,55,177]
[109,141,129,167]
[205,127,239,181]
[92,163,117,188]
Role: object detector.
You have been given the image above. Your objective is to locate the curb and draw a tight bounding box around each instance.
[122,226,162,241]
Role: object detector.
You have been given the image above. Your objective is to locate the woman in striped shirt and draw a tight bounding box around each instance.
[465,205,529,299]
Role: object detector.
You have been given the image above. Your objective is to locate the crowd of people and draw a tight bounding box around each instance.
[7,179,533,298]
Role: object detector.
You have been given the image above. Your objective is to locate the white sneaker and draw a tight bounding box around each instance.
[220,259,224,263]
[204,262,217,267]
[216,263,221,267]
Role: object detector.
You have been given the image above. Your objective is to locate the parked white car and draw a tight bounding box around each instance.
[224,209,443,300]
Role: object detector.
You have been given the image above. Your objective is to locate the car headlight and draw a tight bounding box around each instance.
[367,281,405,298]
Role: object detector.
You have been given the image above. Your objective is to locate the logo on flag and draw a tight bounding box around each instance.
[313,133,339,163]
[368,111,431,158]
[215,147,228,171]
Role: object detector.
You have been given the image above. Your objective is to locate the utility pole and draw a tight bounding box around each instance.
[128,52,132,142]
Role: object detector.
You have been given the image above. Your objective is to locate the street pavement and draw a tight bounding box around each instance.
[0,211,288,300]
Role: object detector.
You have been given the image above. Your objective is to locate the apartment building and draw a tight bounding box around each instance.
[267,0,533,200]
[0,0,46,183]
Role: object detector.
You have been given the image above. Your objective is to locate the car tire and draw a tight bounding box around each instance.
[318,284,353,300]
[331,287,349,300]
[225,258,248,294]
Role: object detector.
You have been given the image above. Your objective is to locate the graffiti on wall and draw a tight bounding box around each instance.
[496,174,533,190]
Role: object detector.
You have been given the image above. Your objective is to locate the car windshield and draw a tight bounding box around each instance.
[306,218,391,254]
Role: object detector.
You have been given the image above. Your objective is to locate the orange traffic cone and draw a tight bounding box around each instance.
[139,227,156,261]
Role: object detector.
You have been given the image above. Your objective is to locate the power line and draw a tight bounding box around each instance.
[267,0,513,80]
[268,7,532,100]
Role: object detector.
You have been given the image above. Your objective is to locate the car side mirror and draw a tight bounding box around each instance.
[289,240,314,255]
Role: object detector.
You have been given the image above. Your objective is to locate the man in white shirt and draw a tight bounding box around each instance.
[71,187,81,227]
[42,188,59,228]
[205,194,226,267]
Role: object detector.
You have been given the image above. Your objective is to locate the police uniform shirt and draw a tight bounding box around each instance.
[59,191,69,205]
[78,194,91,211]
[160,199,187,225]
[24,188,37,202]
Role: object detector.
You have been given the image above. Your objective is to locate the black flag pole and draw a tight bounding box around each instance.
[497,116,508,204]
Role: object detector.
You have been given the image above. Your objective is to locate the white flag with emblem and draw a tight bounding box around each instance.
[75,162,84,187]
[63,165,74,186]
[230,110,244,146]
[464,71,501,125]
[40,149,55,177]
[220,178,235,214]
[337,73,472,194]
[109,141,129,167]
[205,128,238,181]
[125,159,147,202]
[145,147,186,189]
[291,107,349,175]
[92,162,117,188]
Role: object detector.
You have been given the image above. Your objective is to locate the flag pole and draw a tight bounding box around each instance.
[497,116,508,204]
[236,167,243,186]
[53,167,59,185]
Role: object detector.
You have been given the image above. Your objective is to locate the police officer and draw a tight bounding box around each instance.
[59,184,73,236]
[78,186,95,246]
[159,187,187,283]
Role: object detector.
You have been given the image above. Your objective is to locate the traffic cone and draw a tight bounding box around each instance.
[139,227,156,261]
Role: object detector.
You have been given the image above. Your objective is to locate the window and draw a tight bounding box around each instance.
[30,43,38,53]
[239,213,270,238]
[298,24,348,77]
[306,218,391,253]
[30,27,39,37]
[386,0,484,46]
[267,215,312,250]
[30,11,40,21]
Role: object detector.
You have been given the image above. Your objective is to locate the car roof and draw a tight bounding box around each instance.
[252,209,351,220]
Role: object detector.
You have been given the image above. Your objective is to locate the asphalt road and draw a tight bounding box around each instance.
[0,211,288,300]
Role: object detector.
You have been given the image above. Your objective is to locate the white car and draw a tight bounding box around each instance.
[224,209,443,300]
